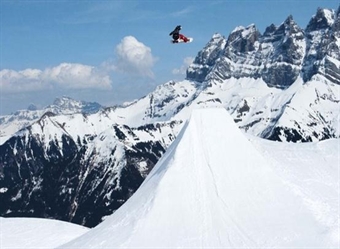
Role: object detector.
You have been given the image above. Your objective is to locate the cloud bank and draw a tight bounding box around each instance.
[0,63,112,93]
[113,36,157,78]
[1,36,158,93]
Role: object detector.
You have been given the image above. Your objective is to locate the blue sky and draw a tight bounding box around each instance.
[1,0,339,115]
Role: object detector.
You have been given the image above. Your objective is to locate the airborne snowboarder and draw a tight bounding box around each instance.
[169,25,192,43]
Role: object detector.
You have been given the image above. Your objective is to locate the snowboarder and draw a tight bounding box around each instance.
[169,25,190,43]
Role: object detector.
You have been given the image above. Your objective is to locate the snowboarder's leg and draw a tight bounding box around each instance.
[179,34,189,42]
[172,33,179,43]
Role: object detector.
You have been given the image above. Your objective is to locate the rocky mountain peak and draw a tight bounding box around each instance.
[187,7,340,89]
[306,7,335,32]
[283,15,304,37]
[302,6,340,84]
[211,32,224,40]
[53,96,78,107]
[285,14,294,23]
[226,24,260,53]
[270,16,304,65]
[186,33,226,83]
[27,104,38,111]
[263,24,277,37]
[49,96,102,114]
[277,15,295,33]
[265,15,304,44]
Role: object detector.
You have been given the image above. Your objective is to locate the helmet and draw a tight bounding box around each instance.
[176,25,182,30]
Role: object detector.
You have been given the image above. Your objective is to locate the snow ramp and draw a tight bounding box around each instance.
[58,108,333,248]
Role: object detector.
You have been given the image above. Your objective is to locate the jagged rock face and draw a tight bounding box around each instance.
[262,16,305,88]
[0,133,81,222]
[262,63,298,89]
[191,19,306,88]
[303,8,340,84]
[218,25,263,81]
[306,8,334,32]
[227,24,261,53]
[186,34,227,83]
[187,8,340,89]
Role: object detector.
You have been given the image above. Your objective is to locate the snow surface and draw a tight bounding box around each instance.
[56,108,338,248]
[250,136,340,244]
[1,71,339,146]
[0,217,89,249]
[322,8,335,26]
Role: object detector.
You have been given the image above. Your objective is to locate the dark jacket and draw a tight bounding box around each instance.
[169,25,181,40]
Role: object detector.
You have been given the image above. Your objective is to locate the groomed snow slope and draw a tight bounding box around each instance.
[250,136,340,245]
[58,108,335,248]
[0,217,89,249]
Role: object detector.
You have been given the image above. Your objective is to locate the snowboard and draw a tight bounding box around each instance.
[171,37,193,44]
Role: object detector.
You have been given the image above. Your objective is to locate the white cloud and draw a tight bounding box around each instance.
[0,36,156,95]
[0,63,112,93]
[172,57,194,75]
[0,69,48,92]
[43,63,111,89]
[113,36,157,78]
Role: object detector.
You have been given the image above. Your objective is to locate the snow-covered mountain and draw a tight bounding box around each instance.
[0,111,180,227]
[185,6,340,142]
[0,6,339,228]
[0,96,103,144]
[57,108,338,248]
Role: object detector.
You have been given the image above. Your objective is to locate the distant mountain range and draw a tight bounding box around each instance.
[0,96,103,144]
[0,6,339,227]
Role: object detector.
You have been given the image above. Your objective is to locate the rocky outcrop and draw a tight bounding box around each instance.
[187,8,340,88]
